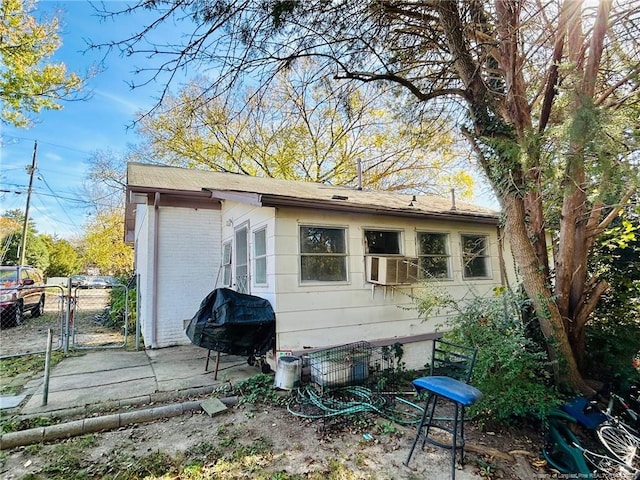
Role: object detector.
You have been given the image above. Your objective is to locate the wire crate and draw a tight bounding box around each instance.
[305,341,397,392]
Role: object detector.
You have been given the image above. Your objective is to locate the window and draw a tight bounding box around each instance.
[417,232,451,279]
[222,242,232,287]
[461,234,491,278]
[299,226,347,282]
[253,228,267,285]
[235,226,249,293]
[364,230,401,254]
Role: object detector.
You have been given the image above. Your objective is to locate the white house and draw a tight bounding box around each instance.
[125,163,515,369]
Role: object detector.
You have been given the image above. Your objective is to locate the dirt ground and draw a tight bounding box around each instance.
[1,288,122,358]
[1,399,546,480]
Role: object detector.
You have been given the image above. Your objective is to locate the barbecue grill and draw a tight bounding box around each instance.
[185,288,276,373]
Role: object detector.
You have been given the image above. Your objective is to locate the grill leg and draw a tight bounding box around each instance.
[214,351,220,380]
[205,350,221,380]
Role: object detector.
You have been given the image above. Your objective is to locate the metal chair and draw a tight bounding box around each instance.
[404,339,482,480]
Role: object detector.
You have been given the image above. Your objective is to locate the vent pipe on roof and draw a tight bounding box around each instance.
[451,188,457,211]
[357,160,363,190]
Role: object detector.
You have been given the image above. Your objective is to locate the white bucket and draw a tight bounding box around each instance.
[274,356,301,390]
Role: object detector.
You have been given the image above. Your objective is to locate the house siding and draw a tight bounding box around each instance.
[132,198,506,370]
[126,165,512,374]
[270,207,503,365]
[220,201,277,308]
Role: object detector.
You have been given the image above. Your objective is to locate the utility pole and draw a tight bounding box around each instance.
[18,141,37,266]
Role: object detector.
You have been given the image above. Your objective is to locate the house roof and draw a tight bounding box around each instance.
[126,163,500,224]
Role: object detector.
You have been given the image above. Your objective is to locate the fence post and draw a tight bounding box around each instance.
[135,274,141,351]
[63,277,72,354]
[42,328,53,406]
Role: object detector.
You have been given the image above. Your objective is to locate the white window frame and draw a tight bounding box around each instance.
[234,223,249,293]
[461,233,491,279]
[416,232,452,280]
[299,225,348,283]
[253,227,267,286]
[222,241,232,287]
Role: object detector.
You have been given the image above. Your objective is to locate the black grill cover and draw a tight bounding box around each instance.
[185,288,276,356]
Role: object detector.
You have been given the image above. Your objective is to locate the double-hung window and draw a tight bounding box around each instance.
[461,234,491,278]
[299,226,347,282]
[234,226,249,293]
[417,232,451,279]
[222,242,232,287]
[253,228,267,285]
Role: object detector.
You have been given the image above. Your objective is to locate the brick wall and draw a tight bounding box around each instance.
[152,207,222,347]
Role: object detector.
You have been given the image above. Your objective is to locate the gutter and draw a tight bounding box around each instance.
[201,188,498,225]
[260,194,498,225]
[151,192,160,348]
[262,195,498,225]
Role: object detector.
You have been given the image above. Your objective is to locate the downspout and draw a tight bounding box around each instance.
[151,192,160,348]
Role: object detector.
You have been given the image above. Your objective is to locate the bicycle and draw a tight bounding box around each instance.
[593,392,640,471]
[543,390,640,479]
[581,443,639,479]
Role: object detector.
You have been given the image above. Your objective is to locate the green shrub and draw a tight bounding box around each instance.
[97,277,136,333]
[442,290,561,426]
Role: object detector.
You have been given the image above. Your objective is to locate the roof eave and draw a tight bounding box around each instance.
[258,194,499,225]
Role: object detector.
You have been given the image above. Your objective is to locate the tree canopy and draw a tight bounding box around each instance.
[43,235,81,277]
[0,209,49,270]
[0,0,84,127]
[134,63,475,196]
[82,211,133,277]
[100,0,640,392]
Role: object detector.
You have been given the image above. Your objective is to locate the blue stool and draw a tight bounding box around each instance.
[404,340,481,480]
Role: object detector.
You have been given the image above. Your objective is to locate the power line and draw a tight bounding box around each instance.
[1,133,104,157]
[3,185,91,206]
[30,196,83,235]
[38,172,82,228]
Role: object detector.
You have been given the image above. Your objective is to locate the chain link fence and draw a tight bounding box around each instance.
[0,285,65,358]
[0,280,134,359]
[70,284,130,349]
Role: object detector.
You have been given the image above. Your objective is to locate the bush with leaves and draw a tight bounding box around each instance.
[442,290,561,426]
[95,277,137,334]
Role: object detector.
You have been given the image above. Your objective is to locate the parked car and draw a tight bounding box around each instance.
[100,276,119,288]
[86,276,109,289]
[70,274,88,288]
[0,265,46,327]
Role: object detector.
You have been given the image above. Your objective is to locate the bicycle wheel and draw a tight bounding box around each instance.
[583,448,639,480]
[597,424,640,469]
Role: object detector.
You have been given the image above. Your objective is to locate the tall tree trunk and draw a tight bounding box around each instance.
[503,193,593,394]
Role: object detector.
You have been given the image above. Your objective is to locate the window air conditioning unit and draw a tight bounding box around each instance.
[366,256,418,285]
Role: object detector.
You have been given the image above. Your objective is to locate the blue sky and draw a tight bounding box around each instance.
[1,1,166,240]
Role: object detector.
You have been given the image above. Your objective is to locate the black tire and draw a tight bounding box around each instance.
[31,295,45,318]
[261,362,272,374]
[13,301,24,327]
